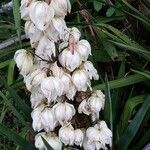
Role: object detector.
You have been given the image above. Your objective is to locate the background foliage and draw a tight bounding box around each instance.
[0,0,150,149]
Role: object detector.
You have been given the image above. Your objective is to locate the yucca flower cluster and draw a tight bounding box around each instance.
[14,0,112,149]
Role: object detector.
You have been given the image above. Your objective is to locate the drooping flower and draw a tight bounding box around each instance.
[31,104,45,132]
[29,1,54,30]
[59,123,75,146]
[53,102,75,125]
[51,0,71,17]
[74,129,84,146]
[76,40,91,61]
[81,61,99,80]
[25,69,47,91]
[72,69,91,91]
[41,77,64,103]
[78,99,91,115]
[25,21,43,48]
[58,48,82,72]
[20,0,36,20]
[14,49,33,75]
[41,107,58,132]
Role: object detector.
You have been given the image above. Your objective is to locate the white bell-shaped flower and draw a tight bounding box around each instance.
[51,0,71,17]
[83,138,96,150]
[58,48,82,72]
[31,104,45,132]
[30,87,45,109]
[59,123,75,146]
[36,35,56,60]
[41,107,58,132]
[29,1,54,30]
[66,84,76,100]
[41,77,64,103]
[78,99,91,115]
[76,40,91,61]
[25,69,47,91]
[64,27,81,43]
[25,21,43,48]
[35,132,47,150]
[14,49,33,75]
[20,0,36,20]
[94,121,112,148]
[53,102,75,125]
[72,69,91,91]
[46,133,62,150]
[82,61,99,80]
[74,129,84,146]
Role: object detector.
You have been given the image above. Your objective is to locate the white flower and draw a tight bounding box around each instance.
[53,102,75,125]
[41,107,58,132]
[25,69,47,91]
[36,35,56,60]
[58,48,82,72]
[52,17,67,40]
[14,49,33,75]
[31,104,45,132]
[29,1,54,30]
[76,40,91,61]
[78,99,91,115]
[46,133,62,150]
[60,73,76,99]
[30,87,45,109]
[64,27,81,43]
[85,121,112,150]
[59,124,75,146]
[50,62,64,77]
[35,132,47,150]
[82,61,99,80]
[83,138,96,150]
[74,129,84,146]
[20,0,36,20]
[25,21,43,48]
[72,69,91,91]
[51,0,71,17]
[41,77,64,103]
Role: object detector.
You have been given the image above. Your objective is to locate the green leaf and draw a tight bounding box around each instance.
[94,74,147,90]
[12,0,22,47]
[106,7,115,17]
[7,60,16,85]
[131,69,150,79]
[94,0,103,12]
[117,95,147,136]
[42,137,54,150]
[118,95,150,150]
[0,60,10,69]
[0,123,35,150]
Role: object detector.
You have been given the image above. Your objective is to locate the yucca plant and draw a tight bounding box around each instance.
[0,0,149,150]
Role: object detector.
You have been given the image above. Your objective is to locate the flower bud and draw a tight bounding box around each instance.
[72,69,91,91]
[41,77,64,103]
[74,129,84,146]
[14,49,33,75]
[82,61,99,80]
[25,69,47,91]
[29,1,54,30]
[59,124,75,146]
[41,107,58,132]
[77,40,91,61]
[36,35,56,60]
[78,99,91,115]
[25,21,43,48]
[31,104,45,132]
[58,48,82,72]
[53,102,75,125]
[51,0,71,17]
